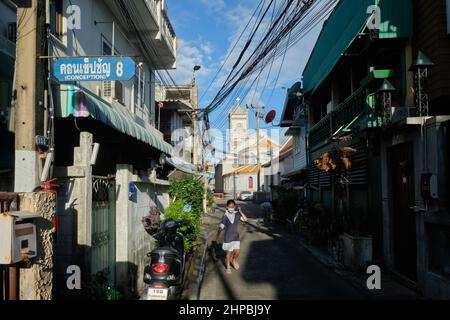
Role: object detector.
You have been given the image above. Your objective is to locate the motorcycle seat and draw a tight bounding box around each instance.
[152,246,180,255]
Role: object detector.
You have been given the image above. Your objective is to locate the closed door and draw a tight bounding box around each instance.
[390,142,417,281]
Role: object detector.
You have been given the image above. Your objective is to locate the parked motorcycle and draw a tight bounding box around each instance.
[143,219,189,300]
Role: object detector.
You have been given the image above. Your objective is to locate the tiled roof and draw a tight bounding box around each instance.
[223,165,261,177]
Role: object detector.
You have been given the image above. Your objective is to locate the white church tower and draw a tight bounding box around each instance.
[229,98,249,157]
[222,98,249,175]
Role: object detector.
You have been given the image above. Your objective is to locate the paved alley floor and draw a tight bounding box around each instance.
[193,200,365,300]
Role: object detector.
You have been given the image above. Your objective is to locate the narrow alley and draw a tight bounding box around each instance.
[186,200,365,300]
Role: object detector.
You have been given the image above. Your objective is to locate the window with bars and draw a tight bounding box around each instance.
[7,23,16,43]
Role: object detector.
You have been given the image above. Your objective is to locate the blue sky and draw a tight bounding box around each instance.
[168,0,329,136]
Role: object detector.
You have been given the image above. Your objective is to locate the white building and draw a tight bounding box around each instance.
[45,0,177,299]
[262,137,294,193]
[222,99,281,195]
[155,83,201,165]
[223,165,260,196]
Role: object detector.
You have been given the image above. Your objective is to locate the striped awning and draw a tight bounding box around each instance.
[57,84,173,155]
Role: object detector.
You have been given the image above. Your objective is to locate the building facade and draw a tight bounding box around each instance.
[284,0,450,299]
[40,0,178,299]
[155,83,200,164]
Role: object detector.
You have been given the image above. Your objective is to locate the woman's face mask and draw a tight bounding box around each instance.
[227,207,236,213]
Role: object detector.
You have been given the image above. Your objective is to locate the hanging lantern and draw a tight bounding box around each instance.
[377,79,396,125]
[409,51,434,117]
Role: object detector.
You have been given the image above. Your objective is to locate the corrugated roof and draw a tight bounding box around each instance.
[58,85,173,155]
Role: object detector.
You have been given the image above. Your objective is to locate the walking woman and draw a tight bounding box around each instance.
[214,199,248,274]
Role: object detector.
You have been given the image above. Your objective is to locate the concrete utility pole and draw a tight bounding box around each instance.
[14,0,46,192]
[246,104,265,195]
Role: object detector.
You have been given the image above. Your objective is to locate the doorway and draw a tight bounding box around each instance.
[390,142,417,281]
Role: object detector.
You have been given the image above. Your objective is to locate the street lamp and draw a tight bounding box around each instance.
[192,64,201,84]
[409,51,434,117]
[378,79,396,125]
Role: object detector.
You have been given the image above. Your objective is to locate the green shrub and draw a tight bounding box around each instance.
[164,200,200,252]
[166,176,205,252]
[168,176,204,217]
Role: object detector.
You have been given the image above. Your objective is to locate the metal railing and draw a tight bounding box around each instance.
[160,11,176,55]
[309,84,371,149]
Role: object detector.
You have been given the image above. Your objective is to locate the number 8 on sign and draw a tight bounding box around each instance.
[116,61,124,77]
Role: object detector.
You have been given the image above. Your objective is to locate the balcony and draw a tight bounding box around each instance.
[309,69,394,150]
[107,0,176,69]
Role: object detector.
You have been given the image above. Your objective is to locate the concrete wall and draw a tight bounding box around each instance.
[18,192,54,300]
[54,132,93,297]
[223,172,258,195]
[115,164,169,299]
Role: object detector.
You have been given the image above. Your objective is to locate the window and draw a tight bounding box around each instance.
[7,23,16,43]
[102,38,113,56]
[50,0,64,38]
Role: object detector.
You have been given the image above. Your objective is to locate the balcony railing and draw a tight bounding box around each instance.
[161,11,176,56]
[309,69,394,149]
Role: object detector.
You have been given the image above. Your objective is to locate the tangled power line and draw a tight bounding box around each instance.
[202,0,338,131]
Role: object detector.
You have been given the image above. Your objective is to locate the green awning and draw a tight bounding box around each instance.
[57,84,173,155]
[303,0,412,94]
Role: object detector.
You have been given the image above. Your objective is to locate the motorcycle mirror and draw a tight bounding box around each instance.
[165,220,176,228]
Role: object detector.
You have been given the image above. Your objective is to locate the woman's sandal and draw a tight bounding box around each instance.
[231,260,240,270]
[226,268,232,274]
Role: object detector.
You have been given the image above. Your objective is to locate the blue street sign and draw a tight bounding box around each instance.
[53,56,136,82]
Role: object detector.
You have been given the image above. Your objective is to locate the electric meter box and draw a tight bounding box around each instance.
[0,211,40,265]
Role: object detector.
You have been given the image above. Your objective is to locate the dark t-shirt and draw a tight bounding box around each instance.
[221,210,241,243]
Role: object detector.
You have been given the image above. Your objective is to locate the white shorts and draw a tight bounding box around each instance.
[222,241,240,252]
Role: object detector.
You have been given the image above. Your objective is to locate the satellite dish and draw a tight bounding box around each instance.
[265,110,276,124]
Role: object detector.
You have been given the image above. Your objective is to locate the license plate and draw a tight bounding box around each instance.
[147,287,168,300]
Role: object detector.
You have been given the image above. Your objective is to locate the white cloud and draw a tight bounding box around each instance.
[199,0,226,11]
[169,39,213,86]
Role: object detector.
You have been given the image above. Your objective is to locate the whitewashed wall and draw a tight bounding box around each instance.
[223,172,258,195]
[116,164,169,299]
